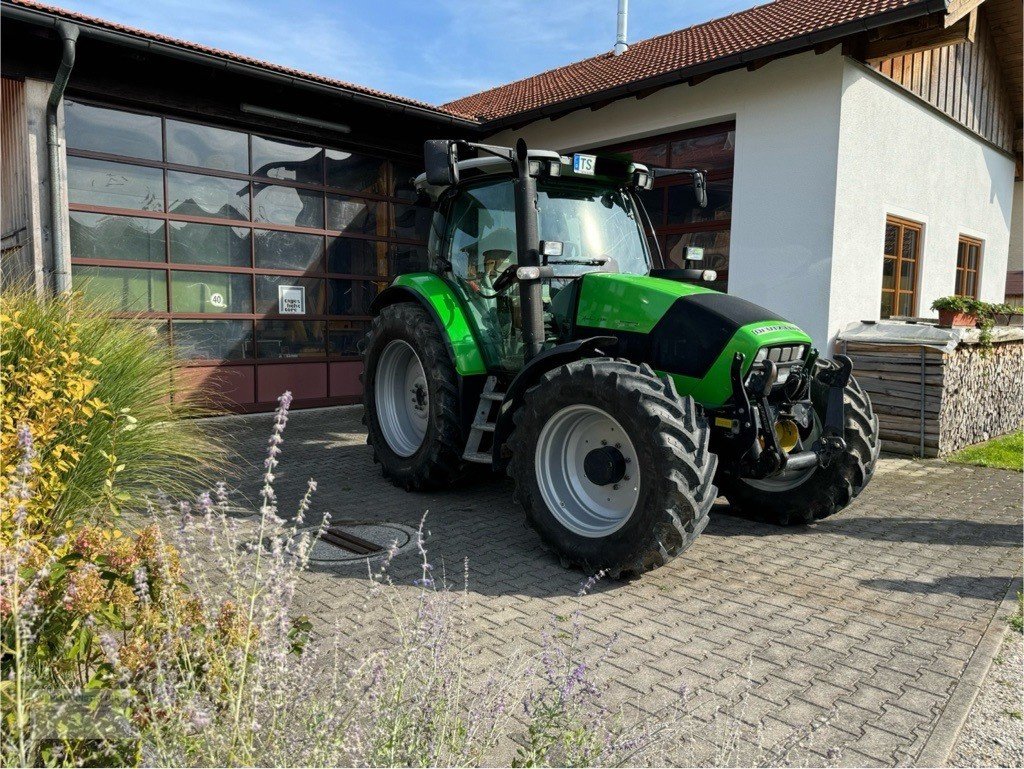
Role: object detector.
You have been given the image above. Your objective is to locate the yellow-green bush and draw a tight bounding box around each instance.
[0,287,224,537]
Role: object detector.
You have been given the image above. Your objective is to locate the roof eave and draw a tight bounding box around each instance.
[0,0,484,131]
[478,0,949,131]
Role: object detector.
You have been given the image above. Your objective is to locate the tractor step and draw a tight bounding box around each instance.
[463,376,504,465]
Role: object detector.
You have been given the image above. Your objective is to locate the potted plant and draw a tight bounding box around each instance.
[931,296,980,328]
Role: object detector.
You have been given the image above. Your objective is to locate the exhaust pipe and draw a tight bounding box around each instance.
[47,21,79,295]
[614,0,628,55]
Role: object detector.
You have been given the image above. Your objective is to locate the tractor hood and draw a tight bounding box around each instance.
[572,273,813,406]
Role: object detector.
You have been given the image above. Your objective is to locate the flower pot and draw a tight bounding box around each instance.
[937,309,978,328]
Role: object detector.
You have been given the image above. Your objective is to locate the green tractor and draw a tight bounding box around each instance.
[361,139,879,578]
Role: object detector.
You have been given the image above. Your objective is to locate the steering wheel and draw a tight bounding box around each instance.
[491,263,518,293]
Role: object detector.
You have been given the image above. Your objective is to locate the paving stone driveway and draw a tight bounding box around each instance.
[218,405,1022,767]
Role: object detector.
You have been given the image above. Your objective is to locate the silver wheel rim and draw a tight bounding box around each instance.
[742,413,822,492]
[535,405,640,538]
[374,340,429,457]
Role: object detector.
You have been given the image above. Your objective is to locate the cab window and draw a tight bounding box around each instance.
[445,180,517,288]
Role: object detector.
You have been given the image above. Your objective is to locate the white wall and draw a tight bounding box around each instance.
[829,62,1016,341]
[1009,180,1023,274]
[488,50,848,349]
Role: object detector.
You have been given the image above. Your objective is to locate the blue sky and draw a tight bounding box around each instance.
[54,0,761,105]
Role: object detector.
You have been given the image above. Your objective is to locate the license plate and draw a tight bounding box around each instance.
[572,153,596,175]
[685,246,704,261]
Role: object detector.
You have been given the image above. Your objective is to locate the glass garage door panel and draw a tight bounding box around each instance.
[171,271,252,314]
[253,185,324,228]
[70,212,165,262]
[169,222,251,267]
[255,231,324,271]
[67,157,164,211]
[167,171,250,220]
[329,279,382,315]
[327,237,387,276]
[328,320,368,356]
[255,320,326,358]
[251,136,323,183]
[166,119,248,173]
[172,319,253,360]
[72,265,167,312]
[327,195,384,236]
[326,149,386,195]
[65,101,162,161]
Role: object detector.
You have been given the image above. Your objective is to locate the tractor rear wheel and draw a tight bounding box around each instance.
[719,361,880,525]
[361,302,464,490]
[508,358,717,579]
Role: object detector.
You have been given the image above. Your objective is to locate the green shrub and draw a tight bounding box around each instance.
[0,287,225,536]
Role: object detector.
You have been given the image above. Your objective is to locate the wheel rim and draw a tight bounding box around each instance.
[742,412,822,492]
[374,340,429,457]
[535,404,640,538]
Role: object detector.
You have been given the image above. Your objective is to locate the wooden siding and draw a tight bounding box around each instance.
[1,76,28,247]
[872,9,1015,153]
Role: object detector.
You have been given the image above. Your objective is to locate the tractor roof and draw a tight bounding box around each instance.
[414,149,650,200]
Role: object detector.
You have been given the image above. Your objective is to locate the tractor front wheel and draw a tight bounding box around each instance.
[509,358,717,579]
[719,361,880,525]
[361,302,464,490]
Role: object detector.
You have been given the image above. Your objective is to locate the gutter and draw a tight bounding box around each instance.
[481,0,949,130]
[1,2,482,132]
[47,20,77,295]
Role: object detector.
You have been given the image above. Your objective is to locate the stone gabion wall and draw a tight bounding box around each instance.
[938,340,1024,455]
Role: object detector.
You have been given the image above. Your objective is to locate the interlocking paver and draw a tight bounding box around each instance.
[214,405,1023,766]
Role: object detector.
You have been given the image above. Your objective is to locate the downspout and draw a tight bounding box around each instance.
[46,21,79,295]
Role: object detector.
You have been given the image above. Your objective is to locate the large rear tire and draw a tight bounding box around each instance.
[719,361,880,525]
[508,358,717,579]
[361,303,465,490]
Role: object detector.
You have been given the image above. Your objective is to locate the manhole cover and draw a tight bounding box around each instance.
[302,521,417,565]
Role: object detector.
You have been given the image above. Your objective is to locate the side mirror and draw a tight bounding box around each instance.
[424,140,459,186]
[692,170,708,208]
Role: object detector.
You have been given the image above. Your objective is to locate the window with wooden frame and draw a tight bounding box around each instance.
[881,216,922,319]
[954,235,982,298]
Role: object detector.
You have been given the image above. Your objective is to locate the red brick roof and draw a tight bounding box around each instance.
[2,0,479,122]
[445,0,934,122]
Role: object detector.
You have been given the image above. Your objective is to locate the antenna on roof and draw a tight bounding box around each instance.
[614,0,628,55]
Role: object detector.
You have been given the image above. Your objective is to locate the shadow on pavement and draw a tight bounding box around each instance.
[859,575,1018,600]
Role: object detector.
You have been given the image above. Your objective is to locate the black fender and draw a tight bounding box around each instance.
[491,336,618,471]
[367,285,487,440]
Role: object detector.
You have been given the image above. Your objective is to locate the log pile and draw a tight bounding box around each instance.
[840,335,1023,457]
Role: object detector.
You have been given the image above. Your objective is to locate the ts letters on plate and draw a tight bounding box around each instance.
[573,153,596,175]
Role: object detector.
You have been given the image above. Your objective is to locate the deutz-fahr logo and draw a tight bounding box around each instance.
[751,323,798,335]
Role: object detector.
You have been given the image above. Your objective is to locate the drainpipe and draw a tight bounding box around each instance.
[614,0,628,55]
[47,21,79,295]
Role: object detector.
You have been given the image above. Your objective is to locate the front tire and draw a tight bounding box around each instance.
[720,361,880,525]
[509,359,717,579]
[361,303,464,490]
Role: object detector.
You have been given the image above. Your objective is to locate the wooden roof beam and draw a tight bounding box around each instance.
[864,10,976,63]
[944,0,985,28]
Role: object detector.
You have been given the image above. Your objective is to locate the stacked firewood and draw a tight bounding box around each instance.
[841,338,1023,457]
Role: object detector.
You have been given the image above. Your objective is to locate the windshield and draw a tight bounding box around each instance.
[537,182,650,276]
